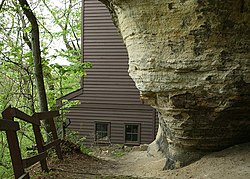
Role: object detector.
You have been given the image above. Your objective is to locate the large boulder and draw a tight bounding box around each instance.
[99,0,250,169]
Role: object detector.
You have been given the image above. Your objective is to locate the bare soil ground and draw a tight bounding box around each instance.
[29,142,250,179]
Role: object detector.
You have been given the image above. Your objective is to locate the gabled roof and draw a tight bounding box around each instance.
[56,88,83,107]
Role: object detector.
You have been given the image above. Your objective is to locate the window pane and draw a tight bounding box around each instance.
[96,123,108,131]
[97,131,108,140]
[125,134,131,141]
[131,125,138,133]
[125,125,131,133]
[96,123,109,141]
[131,134,138,141]
[125,124,139,142]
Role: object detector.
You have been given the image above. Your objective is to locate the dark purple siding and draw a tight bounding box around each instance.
[65,0,157,145]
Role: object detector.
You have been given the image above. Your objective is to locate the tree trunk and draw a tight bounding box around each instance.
[99,0,250,169]
[18,0,51,141]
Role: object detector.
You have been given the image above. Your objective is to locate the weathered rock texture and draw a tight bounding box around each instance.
[99,0,250,169]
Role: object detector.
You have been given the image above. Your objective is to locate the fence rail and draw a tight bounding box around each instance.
[0,119,20,131]
[0,106,63,179]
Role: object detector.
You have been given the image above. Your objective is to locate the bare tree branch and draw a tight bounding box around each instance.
[18,12,32,50]
[42,0,74,51]
[0,0,6,11]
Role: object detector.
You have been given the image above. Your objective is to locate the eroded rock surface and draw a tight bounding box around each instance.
[99,0,250,169]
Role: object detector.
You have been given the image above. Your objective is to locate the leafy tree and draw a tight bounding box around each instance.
[0,0,90,177]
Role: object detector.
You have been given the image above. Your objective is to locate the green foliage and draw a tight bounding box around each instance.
[60,99,80,111]
[99,176,142,179]
[0,0,90,177]
[65,130,92,155]
[0,132,12,178]
[0,121,36,178]
[46,62,91,109]
[110,144,131,158]
[111,148,127,157]
[80,145,93,156]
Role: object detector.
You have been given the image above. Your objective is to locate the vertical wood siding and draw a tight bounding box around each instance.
[66,0,157,145]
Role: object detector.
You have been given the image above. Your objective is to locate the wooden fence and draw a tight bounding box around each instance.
[0,106,63,179]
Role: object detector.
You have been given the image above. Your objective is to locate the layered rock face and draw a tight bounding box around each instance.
[99,0,250,169]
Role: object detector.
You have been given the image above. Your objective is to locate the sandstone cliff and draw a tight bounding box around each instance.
[99,0,250,169]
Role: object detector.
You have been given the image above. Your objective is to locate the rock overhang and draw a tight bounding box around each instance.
[99,0,250,169]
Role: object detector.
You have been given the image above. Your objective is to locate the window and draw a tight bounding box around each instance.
[95,122,110,143]
[125,124,140,144]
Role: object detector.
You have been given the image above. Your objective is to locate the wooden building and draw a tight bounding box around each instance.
[60,0,158,146]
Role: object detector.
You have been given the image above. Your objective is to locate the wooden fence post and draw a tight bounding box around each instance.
[1,107,63,178]
[32,123,49,172]
[2,106,26,179]
[48,117,63,159]
[34,111,63,160]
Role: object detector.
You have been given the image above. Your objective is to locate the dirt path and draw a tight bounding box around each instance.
[100,142,250,179]
[30,142,250,179]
